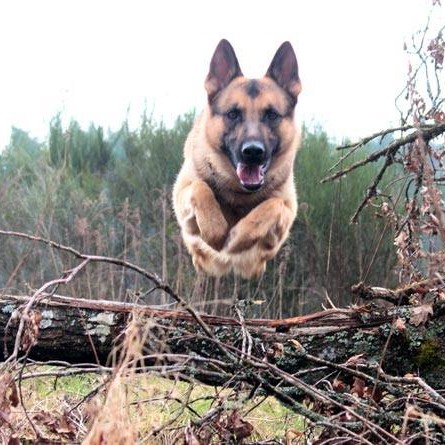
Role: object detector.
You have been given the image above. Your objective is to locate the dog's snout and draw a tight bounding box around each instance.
[241,141,265,161]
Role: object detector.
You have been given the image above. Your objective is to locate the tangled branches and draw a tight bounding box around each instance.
[1,230,445,443]
[322,4,445,286]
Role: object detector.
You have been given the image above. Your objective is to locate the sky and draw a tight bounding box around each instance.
[0,0,442,150]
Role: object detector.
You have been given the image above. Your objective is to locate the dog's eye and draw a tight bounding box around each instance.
[264,108,280,122]
[226,108,241,121]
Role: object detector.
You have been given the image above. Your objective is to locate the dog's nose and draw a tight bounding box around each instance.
[241,141,265,161]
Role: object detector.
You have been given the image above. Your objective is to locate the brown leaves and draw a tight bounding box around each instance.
[21,309,42,351]
[32,410,76,440]
[184,410,254,444]
[351,377,366,398]
[8,383,19,408]
[219,410,254,441]
[332,374,384,405]
[330,354,385,405]
[0,370,78,443]
[393,224,422,280]
[427,32,445,69]
[389,9,445,281]
[288,339,304,353]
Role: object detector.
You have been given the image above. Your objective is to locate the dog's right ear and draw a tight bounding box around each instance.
[205,39,243,102]
[266,42,301,104]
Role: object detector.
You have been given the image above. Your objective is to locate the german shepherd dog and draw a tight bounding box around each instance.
[173,39,302,278]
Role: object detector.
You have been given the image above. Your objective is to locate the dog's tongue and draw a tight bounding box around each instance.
[236,163,264,187]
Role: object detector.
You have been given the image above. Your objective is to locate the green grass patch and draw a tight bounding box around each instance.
[13,368,305,442]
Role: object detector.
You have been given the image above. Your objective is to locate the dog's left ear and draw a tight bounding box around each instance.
[266,42,301,103]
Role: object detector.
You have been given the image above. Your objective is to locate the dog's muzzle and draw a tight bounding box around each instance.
[236,141,267,191]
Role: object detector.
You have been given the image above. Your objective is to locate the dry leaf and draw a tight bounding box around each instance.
[288,339,304,353]
[351,377,366,398]
[365,385,384,403]
[285,428,303,444]
[405,404,421,419]
[409,303,434,326]
[345,353,366,366]
[393,317,406,332]
[394,230,408,247]
[218,411,253,441]
[332,377,346,392]
[229,411,253,440]
[252,299,265,305]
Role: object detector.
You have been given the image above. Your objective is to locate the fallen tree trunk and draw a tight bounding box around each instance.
[1,294,444,389]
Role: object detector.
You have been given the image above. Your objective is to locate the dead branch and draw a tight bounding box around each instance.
[352,277,445,305]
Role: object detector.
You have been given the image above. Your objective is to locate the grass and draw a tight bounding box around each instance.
[10,368,305,443]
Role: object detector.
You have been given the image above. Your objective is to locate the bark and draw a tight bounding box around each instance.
[1,294,444,389]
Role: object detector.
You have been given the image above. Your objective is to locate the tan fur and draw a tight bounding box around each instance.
[173,41,301,278]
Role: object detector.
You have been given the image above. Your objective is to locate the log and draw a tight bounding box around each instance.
[1,294,444,390]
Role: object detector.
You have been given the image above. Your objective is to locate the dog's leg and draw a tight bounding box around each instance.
[175,179,231,276]
[178,179,229,250]
[224,198,296,278]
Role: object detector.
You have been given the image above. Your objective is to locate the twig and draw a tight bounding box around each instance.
[335,125,422,151]
[234,305,253,360]
[350,153,392,223]
[321,123,445,185]
[376,365,445,406]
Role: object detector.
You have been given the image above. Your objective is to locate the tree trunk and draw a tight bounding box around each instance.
[1,294,444,389]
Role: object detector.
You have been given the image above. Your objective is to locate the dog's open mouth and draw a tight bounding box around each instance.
[236,163,266,191]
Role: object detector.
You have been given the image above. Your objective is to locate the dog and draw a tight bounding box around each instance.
[173,39,302,278]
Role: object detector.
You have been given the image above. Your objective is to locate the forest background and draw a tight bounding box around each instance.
[0,115,398,317]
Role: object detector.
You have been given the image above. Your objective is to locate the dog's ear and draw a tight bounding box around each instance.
[205,39,243,102]
[266,42,301,103]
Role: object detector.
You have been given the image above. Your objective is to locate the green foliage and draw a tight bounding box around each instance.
[110,111,193,212]
[1,127,42,185]
[0,114,398,315]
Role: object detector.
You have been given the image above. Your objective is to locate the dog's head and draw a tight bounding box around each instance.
[204,39,301,192]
